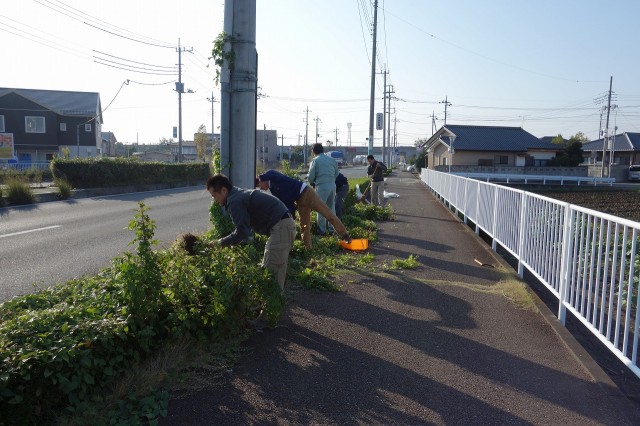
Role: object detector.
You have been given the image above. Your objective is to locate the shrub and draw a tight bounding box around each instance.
[0,203,285,423]
[54,178,73,199]
[0,186,5,207]
[5,177,35,205]
[50,158,210,188]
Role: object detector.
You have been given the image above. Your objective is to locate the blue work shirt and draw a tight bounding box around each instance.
[258,170,305,215]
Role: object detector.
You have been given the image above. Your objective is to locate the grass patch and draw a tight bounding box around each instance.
[5,177,35,205]
[55,177,74,199]
[389,254,420,270]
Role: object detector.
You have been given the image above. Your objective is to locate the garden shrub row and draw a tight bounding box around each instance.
[50,158,211,188]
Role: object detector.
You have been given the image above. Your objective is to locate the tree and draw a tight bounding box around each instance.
[413,138,430,171]
[549,132,585,166]
[551,134,565,145]
[194,124,208,161]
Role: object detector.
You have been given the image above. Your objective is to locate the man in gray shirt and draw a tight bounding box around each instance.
[207,174,296,291]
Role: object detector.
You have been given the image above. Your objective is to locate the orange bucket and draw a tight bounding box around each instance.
[339,238,369,251]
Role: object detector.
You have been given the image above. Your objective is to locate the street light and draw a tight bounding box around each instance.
[448,134,456,173]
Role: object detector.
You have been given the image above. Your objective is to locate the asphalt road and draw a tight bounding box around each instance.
[0,187,213,303]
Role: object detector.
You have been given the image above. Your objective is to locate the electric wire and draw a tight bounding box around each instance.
[34,0,176,48]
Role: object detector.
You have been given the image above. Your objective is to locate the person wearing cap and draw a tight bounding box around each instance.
[256,169,351,249]
[307,142,339,235]
[366,154,387,206]
[207,173,296,291]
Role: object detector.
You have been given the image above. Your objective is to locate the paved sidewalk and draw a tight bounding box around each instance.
[161,172,640,425]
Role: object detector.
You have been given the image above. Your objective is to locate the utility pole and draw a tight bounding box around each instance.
[334,127,339,146]
[314,115,321,145]
[381,68,388,163]
[206,92,217,151]
[280,134,284,163]
[601,76,613,178]
[262,124,266,169]
[347,122,352,147]
[393,115,398,163]
[303,107,310,167]
[220,0,257,188]
[176,38,193,163]
[431,111,438,135]
[387,84,394,165]
[440,96,452,125]
[368,0,379,155]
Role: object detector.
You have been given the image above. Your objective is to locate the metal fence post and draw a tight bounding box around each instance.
[558,204,574,325]
[517,191,528,278]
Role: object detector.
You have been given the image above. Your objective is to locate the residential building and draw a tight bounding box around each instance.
[581,132,640,166]
[422,125,559,170]
[101,131,117,157]
[0,87,102,162]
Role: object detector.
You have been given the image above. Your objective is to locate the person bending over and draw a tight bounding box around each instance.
[207,173,296,290]
[256,169,351,249]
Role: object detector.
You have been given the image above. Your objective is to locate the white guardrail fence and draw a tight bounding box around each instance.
[421,169,640,379]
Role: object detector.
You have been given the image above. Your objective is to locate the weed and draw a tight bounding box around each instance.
[5,177,35,205]
[55,177,73,199]
[389,254,420,270]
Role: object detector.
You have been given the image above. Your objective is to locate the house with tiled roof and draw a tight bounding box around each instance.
[581,132,640,166]
[0,87,102,163]
[422,125,560,170]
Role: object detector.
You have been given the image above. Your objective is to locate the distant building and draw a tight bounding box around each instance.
[0,87,102,162]
[582,132,640,166]
[101,131,117,157]
[422,125,558,169]
[170,140,198,162]
[256,129,279,165]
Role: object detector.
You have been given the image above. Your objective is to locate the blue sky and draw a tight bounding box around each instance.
[3,0,639,147]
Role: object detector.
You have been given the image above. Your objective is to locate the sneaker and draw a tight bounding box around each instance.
[342,233,352,244]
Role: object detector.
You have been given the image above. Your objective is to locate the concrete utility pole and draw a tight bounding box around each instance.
[367,0,378,155]
[347,122,352,147]
[280,134,284,163]
[431,111,438,135]
[601,76,613,178]
[314,116,321,144]
[334,127,339,145]
[387,84,394,166]
[262,124,266,169]
[440,96,452,125]
[381,68,387,163]
[220,0,257,188]
[176,38,193,163]
[303,107,310,166]
[206,92,217,148]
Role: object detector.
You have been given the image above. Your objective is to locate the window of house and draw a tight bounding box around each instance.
[494,155,508,165]
[0,115,4,132]
[85,123,92,132]
[25,116,45,133]
[60,123,67,131]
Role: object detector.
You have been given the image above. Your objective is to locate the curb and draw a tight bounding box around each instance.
[30,182,204,204]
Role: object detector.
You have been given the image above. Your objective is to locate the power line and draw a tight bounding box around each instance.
[35,0,175,48]
[92,59,178,75]
[93,50,177,70]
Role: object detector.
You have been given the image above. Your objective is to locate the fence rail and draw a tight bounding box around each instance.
[421,168,640,379]
[0,162,50,171]
[454,172,615,186]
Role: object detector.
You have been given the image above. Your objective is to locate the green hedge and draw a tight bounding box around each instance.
[0,203,282,424]
[50,158,210,188]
